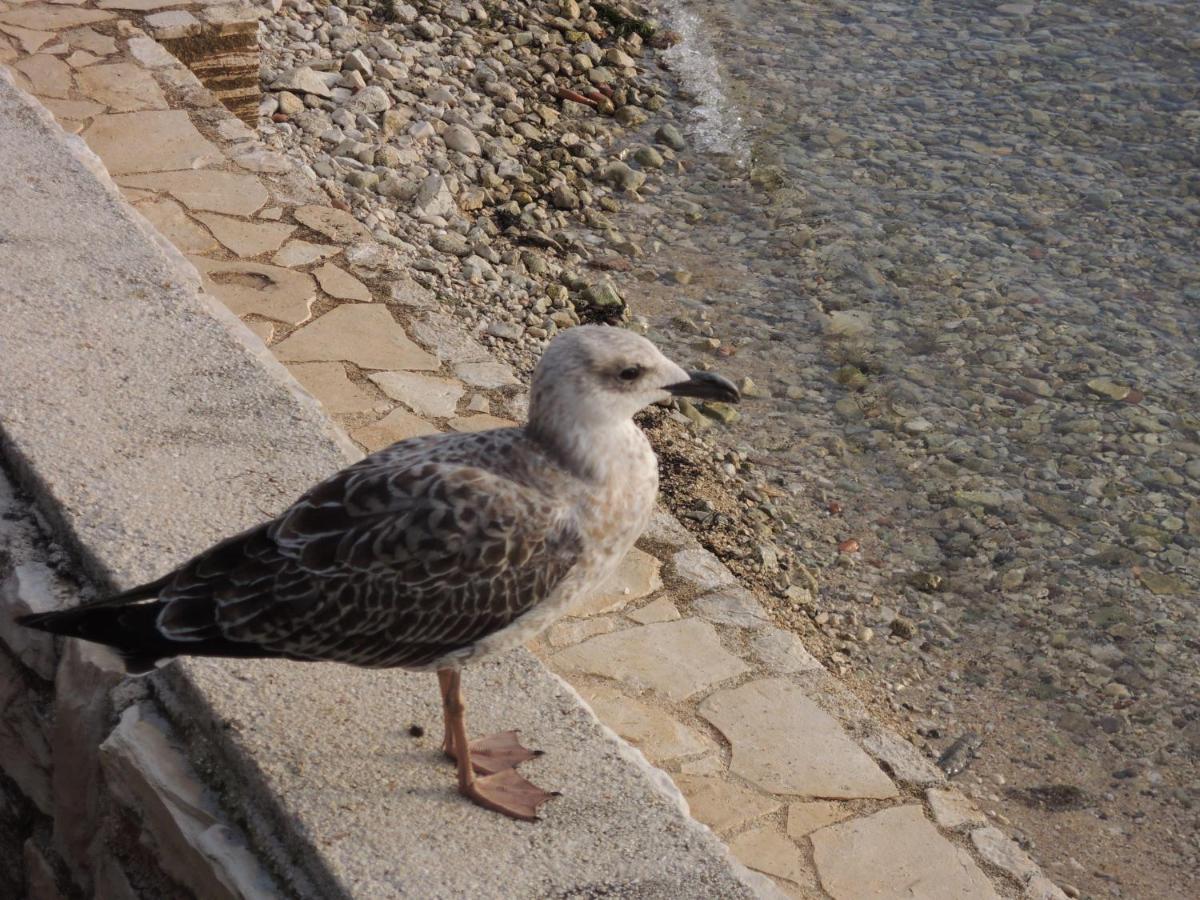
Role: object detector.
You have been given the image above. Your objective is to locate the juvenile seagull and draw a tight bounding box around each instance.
[19,325,739,820]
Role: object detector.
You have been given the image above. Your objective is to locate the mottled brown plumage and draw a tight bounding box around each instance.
[19,325,740,819]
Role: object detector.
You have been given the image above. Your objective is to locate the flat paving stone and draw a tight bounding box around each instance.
[83,110,223,175]
[13,53,71,98]
[925,787,986,832]
[75,62,167,111]
[293,204,372,242]
[127,35,175,69]
[273,304,438,371]
[700,678,897,799]
[286,362,379,415]
[194,211,295,258]
[674,775,781,834]
[971,825,1040,884]
[810,806,999,900]
[452,359,519,388]
[62,26,117,56]
[861,728,944,788]
[272,240,338,268]
[189,256,316,325]
[0,24,55,55]
[65,50,102,69]
[446,414,517,432]
[671,547,736,590]
[552,619,749,701]
[134,197,218,254]
[369,371,463,418]
[314,261,370,301]
[0,6,114,31]
[750,627,823,674]
[578,684,712,763]
[573,547,662,616]
[38,96,104,124]
[543,617,616,650]
[693,586,769,628]
[786,801,851,839]
[97,0,190,9]
[350,407,438,452]
[627,596,680,625]
[728,828,810,894]
[118,169,269,217]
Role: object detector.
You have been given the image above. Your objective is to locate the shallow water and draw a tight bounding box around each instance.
[631,1,1200,895]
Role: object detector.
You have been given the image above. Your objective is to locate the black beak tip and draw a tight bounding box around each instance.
[667,371,741,404]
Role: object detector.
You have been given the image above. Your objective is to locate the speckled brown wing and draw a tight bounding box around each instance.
[155,436,583,668]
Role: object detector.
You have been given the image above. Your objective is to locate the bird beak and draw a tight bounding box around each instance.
[665,371,741,403]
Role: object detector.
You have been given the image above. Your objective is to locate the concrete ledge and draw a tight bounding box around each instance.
[0,71,763,897]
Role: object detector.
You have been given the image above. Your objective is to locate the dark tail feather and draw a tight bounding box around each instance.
[18,595,289,674]
[18,600,173,673]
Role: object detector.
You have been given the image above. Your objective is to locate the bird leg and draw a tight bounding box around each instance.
[437,668,557,821]
[437,669,542,775]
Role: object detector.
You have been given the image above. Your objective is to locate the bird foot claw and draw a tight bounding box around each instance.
[445,729,543,775]
[461,768,558,821]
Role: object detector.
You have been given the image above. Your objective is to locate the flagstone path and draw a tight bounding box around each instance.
[0,4,1069,897]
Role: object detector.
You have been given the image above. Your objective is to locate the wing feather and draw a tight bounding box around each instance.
[155,439,582,667]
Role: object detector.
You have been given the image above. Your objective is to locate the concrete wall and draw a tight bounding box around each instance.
[1,469,281,899]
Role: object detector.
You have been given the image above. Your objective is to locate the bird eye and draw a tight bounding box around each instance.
[618,365,643,382]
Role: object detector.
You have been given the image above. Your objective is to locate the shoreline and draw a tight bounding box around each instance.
[255,1,1197,898]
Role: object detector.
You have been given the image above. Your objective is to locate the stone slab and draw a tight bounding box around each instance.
[674,775,781,834]
[118,169,269,217]
[194,211,295,258]
[272,240,338,268]
[13,52,71,98]
[314,261,370,301]
[578,684,712,763]
[573,546,663,616]
[368,371,464,418]
[729,828,810,893]
[0,6,114,31]
[273,303,438,371]
[83,110,223,175]
[786,801,851,839]
[700,678,898,799]
[189,255,316,325]
[293,204,372,242]
[350,407,439,452]
[552,619,749,701]
[810,806,999,900]
[135,196,219,254]
[286,362,380,415]
[926,787,987,832]
[0,74,760,900]
[75,62,167,111]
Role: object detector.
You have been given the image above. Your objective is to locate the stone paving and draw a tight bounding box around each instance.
[0,4,1072,897]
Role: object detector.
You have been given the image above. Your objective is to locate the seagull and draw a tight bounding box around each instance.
[18,325,739,820]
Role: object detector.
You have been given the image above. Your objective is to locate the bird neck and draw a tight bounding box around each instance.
[526,411,643,484]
